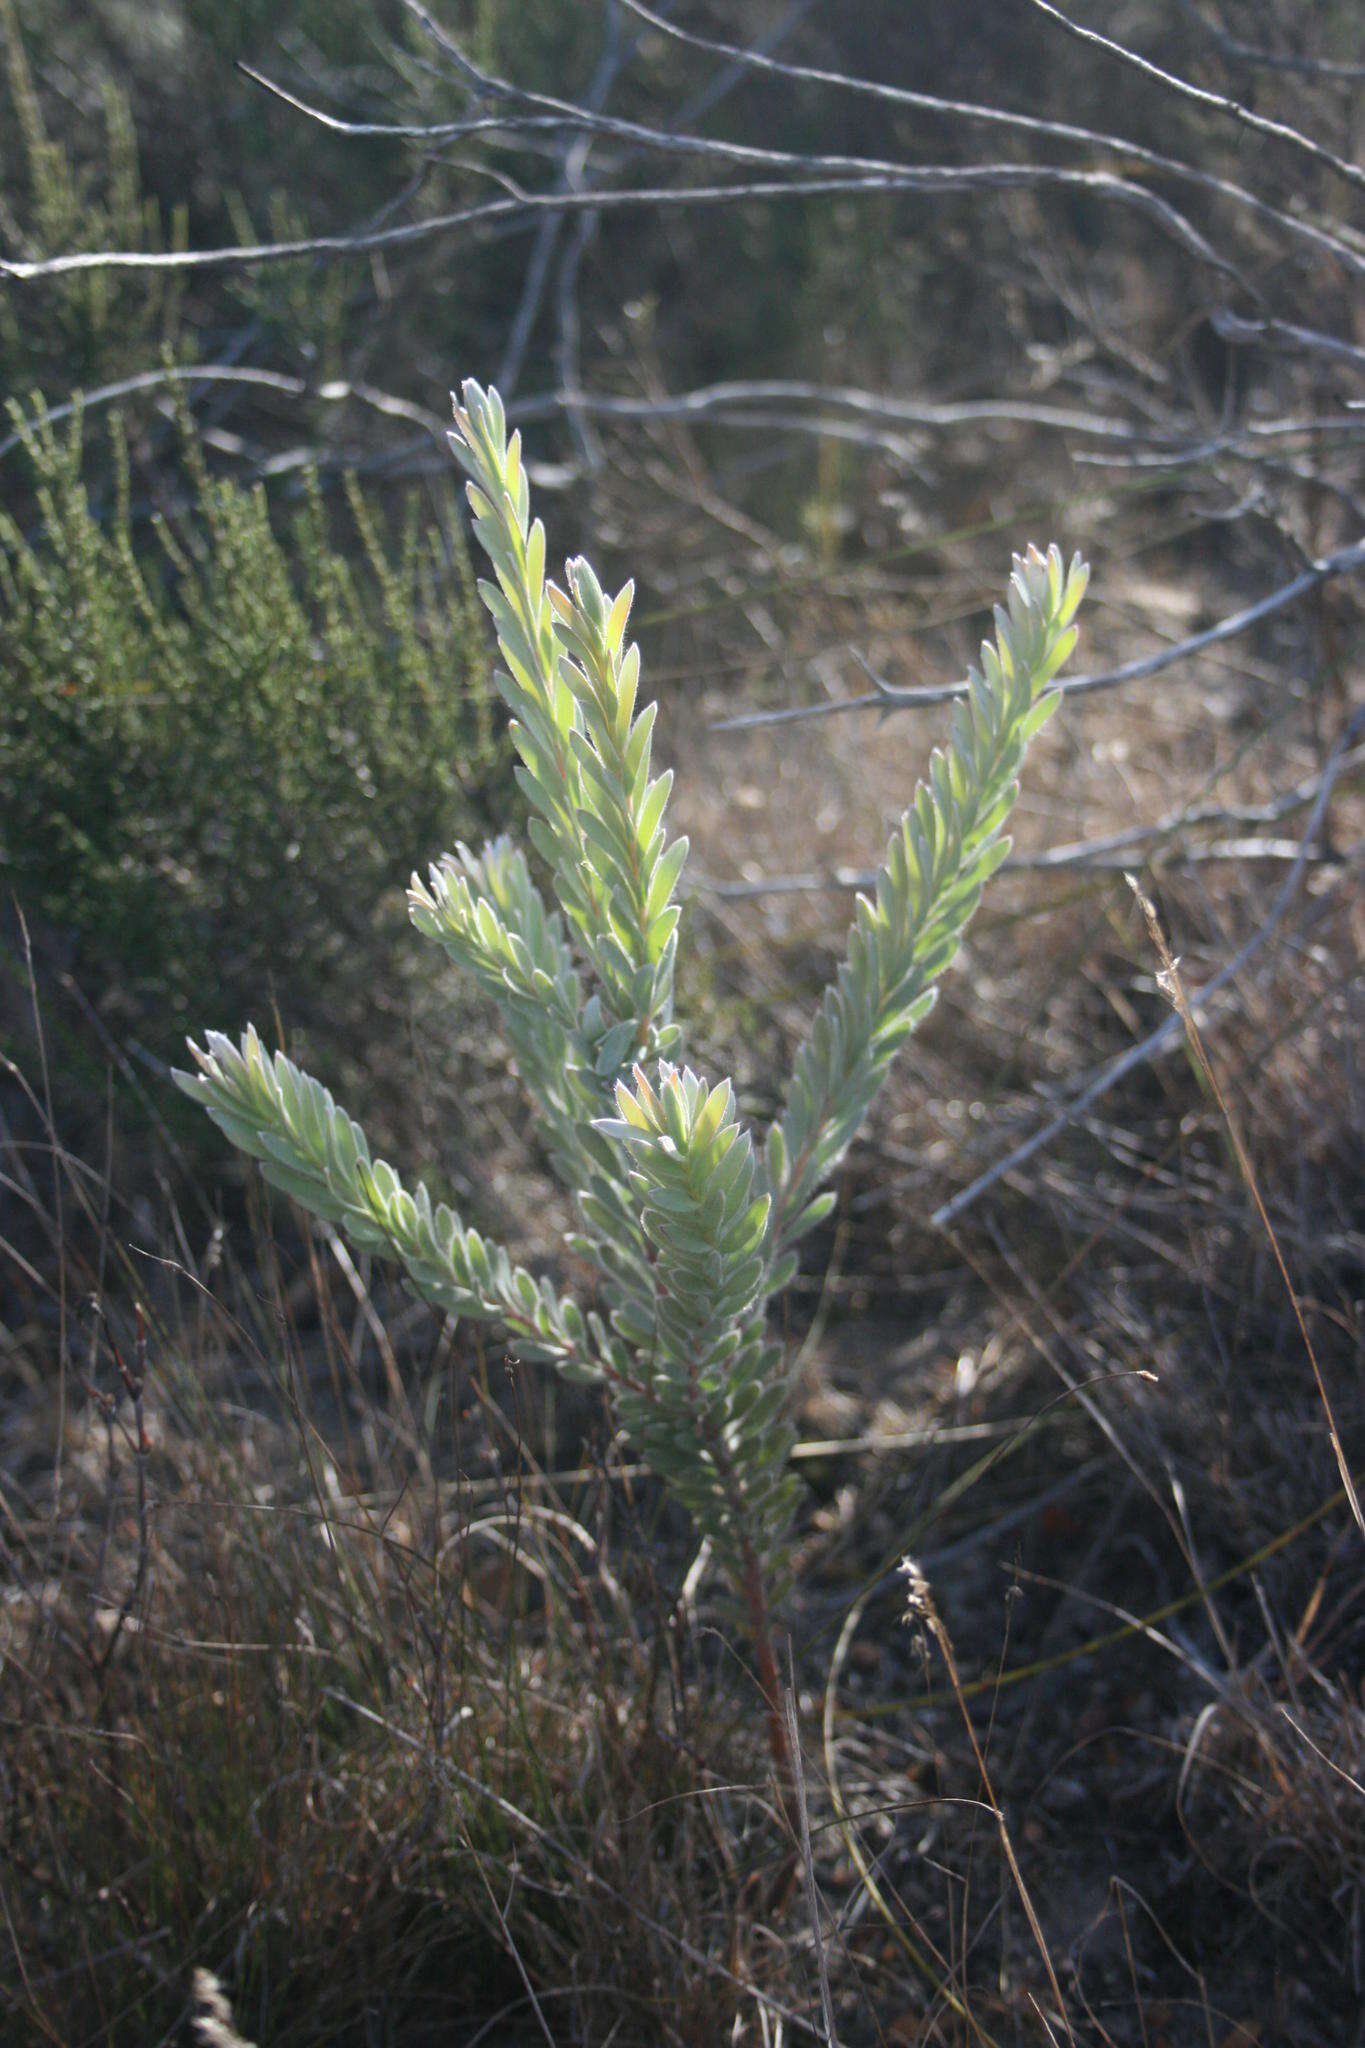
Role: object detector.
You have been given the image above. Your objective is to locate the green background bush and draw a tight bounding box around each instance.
[0,399,501,1071]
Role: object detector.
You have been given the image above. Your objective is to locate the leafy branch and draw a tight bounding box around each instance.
[177,377,1089,1797]
[181,1027,593,1373]
[766,544,1087,1252]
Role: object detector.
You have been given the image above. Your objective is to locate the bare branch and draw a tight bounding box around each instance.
[928,703,1365,1231]
[1210,311,1365,375]
[0,365,448,463]
[497,1,631,399]
[0,364,1167,473]
[704,743,1365,898]
[515,376,1148,441]
[617,0,1365,278]
[0,157,1258,286]
[235,65,570,144]
[1173,0,1365,81]
[12,0,1362,306]
[713,536,1365,732]
[1120,413,1365,498]
[1023,0,1365,194]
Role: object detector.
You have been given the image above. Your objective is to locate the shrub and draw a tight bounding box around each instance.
[0,0,187,394]
[0,397,500,1072]
[177,378,1088,1778]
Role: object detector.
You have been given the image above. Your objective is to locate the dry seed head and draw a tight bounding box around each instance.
[191,1969,257,2048]
[898,1555,933,1624]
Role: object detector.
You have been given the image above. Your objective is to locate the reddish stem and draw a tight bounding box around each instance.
[740,1537,795,1818]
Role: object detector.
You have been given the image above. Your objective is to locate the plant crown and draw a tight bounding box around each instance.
[178,378,1088,1588]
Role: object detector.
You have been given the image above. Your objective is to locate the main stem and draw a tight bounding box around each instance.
[678,1367,797,1818]
[740,1534,795,1819]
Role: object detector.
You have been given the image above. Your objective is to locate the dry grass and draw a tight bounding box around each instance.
[0,1051,803,2045]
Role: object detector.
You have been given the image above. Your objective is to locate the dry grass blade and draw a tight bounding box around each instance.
[1128,874,1364,1541]
[858,1486,1349,1721]
[822,1580,995,2044]
[899,1562,1075,2046]
[783,1652,838,2046]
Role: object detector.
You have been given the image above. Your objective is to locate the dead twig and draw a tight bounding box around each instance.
[1173,0,1365,81]
[617,0,1365,275]
[714,535,1365,731]
[1023,0,1365,194]
[930,701,1365,1229]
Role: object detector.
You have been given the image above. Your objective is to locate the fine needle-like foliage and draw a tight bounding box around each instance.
[177,377,1088,1775]
[0,395,499,1084]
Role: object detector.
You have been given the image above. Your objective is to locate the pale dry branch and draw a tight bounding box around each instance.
[929,701,1365,1229]
[714,536,1365,733]
[1173,0,1365,81]
[1023,0,1365,193]
[0,365,448,463]
[704,742,1365,899]
[0,154,1257,288]
[618,0,1365,277]
[1210,311,1365,375]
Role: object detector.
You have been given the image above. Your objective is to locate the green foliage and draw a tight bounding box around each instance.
[596,1064,796,1566]
[223,189,348,373]
[179,377,1088,1604]
[0,398,501,1061]
[0,0,187,391]
[766,542,1086,1254]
